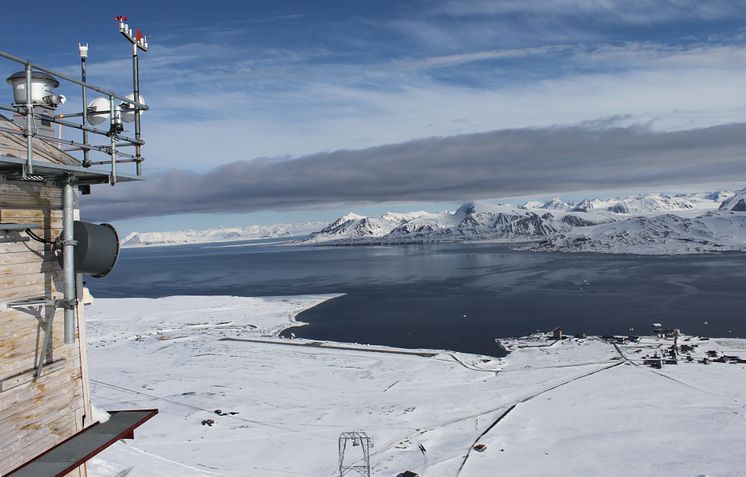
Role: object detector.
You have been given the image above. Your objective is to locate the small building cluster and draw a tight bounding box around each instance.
[601,335,640,345]
[636,333,746,368]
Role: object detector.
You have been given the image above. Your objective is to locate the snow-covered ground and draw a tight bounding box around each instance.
[86,296,746,476]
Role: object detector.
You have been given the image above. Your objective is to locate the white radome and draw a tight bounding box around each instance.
[87,97,110,126]
[121,93,146,123]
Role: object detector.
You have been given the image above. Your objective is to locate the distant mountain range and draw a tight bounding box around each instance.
[302,190,746,254]
[121,222,326,248]
[122,189,746,254]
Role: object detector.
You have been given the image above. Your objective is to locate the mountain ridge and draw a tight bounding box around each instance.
[302,190,745,254]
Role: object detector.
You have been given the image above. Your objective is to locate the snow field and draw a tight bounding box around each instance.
[86,297,746,476]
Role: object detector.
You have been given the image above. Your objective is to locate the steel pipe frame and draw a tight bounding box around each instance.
[0,50,148,109]
[36,135,137,160]
[62,178,76,344]
[1,49,147,179]
[24,65,33,178]
[109,96,117,185]
[81,52,90,167]
[0,125,137,160]
[132,42,143,175]
[0,103,143,146]
[88,159,138,165]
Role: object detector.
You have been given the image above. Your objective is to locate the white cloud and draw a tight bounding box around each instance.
[431,0,746,23]
[47,21,746,178]
[84,121,746,221]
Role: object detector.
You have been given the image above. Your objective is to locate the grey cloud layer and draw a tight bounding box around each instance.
[83,123,746,221]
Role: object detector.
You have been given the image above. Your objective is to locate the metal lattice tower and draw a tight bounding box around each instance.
[338,431,373,477]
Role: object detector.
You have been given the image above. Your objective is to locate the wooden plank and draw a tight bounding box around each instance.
[0,362,82,417]
[0,259,59,277]
[0,309,65,374]
[0,378,81,429]
[0,237,56,254]
[0,411,81,472]
[0,278,63,302]
[0,209,63,219]
[0,358,72,380]
[0,359,66,393]
[0,316,57,346]
[0,212,63,228]
[0,188,89,473]
[0,315,70,346]
[0,390,81,438]
[0,407,84,469]
[0,330,77,377]
[0,269,63,294]
[1,335,53,371]
[0,307,62,329]
[75,305,93,428]
[0,249,57,266]
[0,331,73,369]
[0,388,83,444]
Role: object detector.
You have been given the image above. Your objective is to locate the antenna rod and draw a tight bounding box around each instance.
[109,95,118,185]
[132,41,142,175]
[24,64,33,177]
[79,43,90,167]
[116,16,147,175]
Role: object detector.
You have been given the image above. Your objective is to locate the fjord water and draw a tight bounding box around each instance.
[89,239,746,356]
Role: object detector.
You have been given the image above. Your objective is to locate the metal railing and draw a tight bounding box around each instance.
[0,32,148,184]
[0,23,150,346]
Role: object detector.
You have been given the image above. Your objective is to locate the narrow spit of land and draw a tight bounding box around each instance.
[220,336,438,357]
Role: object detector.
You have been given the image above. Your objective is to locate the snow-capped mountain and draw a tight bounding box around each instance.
[389,202,572,241]
[122,222,326,248]
[303,189,745,254]
[304,201,606,244]
[305,211,433,243]
[536,210,746,254]
[719,190,746,212]
[536,192,727,215]
[539,198,575,210]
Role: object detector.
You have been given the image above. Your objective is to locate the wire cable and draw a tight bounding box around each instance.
[25,228,56,245]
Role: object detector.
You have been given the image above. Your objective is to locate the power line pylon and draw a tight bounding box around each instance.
[338,431,373,477]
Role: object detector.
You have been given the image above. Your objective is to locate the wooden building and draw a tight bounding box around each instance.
[0,119,92,476]
[1,31,156,476]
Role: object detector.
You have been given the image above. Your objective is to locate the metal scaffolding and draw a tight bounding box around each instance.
[0,19,149,345]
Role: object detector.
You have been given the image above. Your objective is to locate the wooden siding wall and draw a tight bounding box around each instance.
[0,183,90,476]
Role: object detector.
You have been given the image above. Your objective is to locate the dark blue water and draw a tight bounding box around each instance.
[88,238,746,356]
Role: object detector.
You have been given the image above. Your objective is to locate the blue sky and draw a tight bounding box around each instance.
[4,1,746,233]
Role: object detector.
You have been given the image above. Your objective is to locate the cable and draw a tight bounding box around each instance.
[90,378,398,433]
[90,379,332,434]
[25,228,56,245]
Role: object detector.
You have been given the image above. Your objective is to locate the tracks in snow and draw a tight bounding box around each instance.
[454,359,624,476]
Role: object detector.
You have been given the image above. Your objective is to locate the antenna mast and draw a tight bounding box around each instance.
[117,15,148,175]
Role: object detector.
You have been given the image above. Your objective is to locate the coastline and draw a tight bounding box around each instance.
[86,295,746,476]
